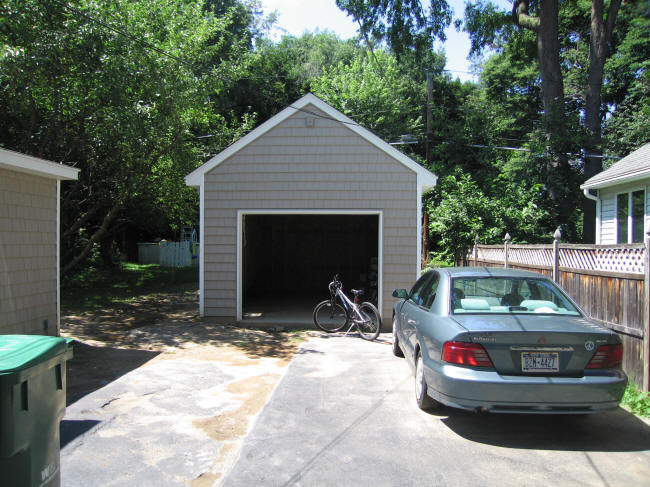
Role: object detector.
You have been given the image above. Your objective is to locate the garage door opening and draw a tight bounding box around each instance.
[241,213,380,324]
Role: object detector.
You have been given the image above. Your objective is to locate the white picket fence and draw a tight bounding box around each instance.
[137,241,199,268]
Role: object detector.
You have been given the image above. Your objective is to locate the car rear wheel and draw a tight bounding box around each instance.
[392,316,404,357]
[415,351,439,411]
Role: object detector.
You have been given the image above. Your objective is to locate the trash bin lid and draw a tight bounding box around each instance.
[0,335,70,374]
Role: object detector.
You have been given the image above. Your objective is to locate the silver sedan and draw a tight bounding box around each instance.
[392,267,627,414]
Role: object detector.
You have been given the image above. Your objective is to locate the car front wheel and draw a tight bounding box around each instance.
[415,351,439,411]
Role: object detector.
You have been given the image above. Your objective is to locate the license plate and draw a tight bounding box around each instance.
[521,352,559,372]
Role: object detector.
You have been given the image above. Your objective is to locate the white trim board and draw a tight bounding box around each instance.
[0,147,79,180]
[199,180,205,316]
[56,180,61,334]
[236,210,383,321]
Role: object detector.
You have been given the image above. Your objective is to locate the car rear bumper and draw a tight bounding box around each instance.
[424,359,628,414]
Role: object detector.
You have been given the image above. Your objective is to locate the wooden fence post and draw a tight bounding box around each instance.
[642,232,650,394]
[553,228,561,283]
[504,233,511,269]
[474,235,479,267]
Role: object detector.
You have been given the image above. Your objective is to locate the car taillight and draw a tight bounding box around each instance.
[586,344,623,369]
[442,341,493,368]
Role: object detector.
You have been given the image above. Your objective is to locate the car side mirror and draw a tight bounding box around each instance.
[392,289,408,299]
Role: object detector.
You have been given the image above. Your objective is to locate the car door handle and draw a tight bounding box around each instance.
[406,319,417,325]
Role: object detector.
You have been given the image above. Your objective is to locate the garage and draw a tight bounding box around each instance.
[185,93,437,327]
[241,212,380,322]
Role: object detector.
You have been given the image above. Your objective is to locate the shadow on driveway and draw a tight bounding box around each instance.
[438,407,650,452]
[65,341,160,405]
[60,419,102,449]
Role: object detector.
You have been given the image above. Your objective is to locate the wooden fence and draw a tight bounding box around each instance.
[461,230,650,392]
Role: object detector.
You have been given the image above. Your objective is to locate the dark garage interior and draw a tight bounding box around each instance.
[242,214,378,323]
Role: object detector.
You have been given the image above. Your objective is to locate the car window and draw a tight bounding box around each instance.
[451,277,580,315]
[421,272,440,308]
[408,273,433,307]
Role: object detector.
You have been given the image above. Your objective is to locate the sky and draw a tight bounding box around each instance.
[260,0,514,83]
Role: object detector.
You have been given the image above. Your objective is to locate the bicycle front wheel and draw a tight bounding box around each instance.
[357,302,381,341]
[313,300,348,332]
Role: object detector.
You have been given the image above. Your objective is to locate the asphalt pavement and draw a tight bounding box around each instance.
[60,333,650,486]
[60,342,289,486]
[222,335,650,487]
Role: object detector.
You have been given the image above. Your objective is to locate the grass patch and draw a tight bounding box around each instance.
[621,384,650,418]
[62,263,198,309]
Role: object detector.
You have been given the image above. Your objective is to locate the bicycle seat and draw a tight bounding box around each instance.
[351,289,364,297]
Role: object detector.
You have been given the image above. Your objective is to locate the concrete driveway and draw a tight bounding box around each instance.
[61,332,650,486]
[222,336,650,487]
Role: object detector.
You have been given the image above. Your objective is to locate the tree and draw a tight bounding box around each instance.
[0,0,256,272]
[464,0,625,242]
[581,0,622,241]
[335,0,452,59]
[310,48,424,142]
[602,1,650,158]
[221,32,360,125]
[426,170,552,263]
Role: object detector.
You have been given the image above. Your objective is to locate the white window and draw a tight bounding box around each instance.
[616,190,645,243]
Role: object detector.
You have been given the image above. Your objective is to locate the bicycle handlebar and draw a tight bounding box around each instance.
[329,275,342,295]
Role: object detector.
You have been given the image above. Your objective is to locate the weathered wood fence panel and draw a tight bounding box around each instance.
[464,234,649,392]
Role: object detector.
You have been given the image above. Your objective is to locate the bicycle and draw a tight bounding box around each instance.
[313,274,382,341]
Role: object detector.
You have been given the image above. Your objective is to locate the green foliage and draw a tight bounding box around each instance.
[426,170,557,263]
[423,254,454,269]
[0,0,258,273]
[310,48,423,142]
[603,1,650,157]
[336,0,452,60]
[427,172,503,263]
[463,0,515,57]
[621,384,650,418]
[1,0,647,272]
[61,262,198,309]
[275,32,360,87]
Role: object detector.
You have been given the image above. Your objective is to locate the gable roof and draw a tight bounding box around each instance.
[185,93,437,189]
[581,143,650,190]
[0,148,79,180]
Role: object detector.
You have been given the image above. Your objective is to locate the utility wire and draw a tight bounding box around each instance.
[53,2,616,160]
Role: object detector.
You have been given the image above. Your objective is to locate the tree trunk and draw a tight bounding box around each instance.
[514,1,567,204]
[537,0,563,116]
[61,204,122,276]
[583,0,621,243]
[537,0,567,204]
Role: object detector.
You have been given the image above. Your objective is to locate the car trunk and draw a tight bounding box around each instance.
[451,314,618,376]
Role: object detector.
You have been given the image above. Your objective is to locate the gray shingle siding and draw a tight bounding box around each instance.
[202,105,419,321]
[0,168,58,335]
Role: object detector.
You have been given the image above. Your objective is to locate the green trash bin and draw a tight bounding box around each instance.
[0,335,73,487]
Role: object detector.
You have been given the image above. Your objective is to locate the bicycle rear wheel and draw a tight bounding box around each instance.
[313,300,348,332]
[357,302,381,341]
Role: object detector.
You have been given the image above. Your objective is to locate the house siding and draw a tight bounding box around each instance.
[599,191,617,244]
[203,105,418,321]
[0,168,58,335]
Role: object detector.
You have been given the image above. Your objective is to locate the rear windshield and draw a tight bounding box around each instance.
[451,277,580,316]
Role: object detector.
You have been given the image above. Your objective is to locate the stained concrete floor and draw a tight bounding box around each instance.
[241,297,318,328]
